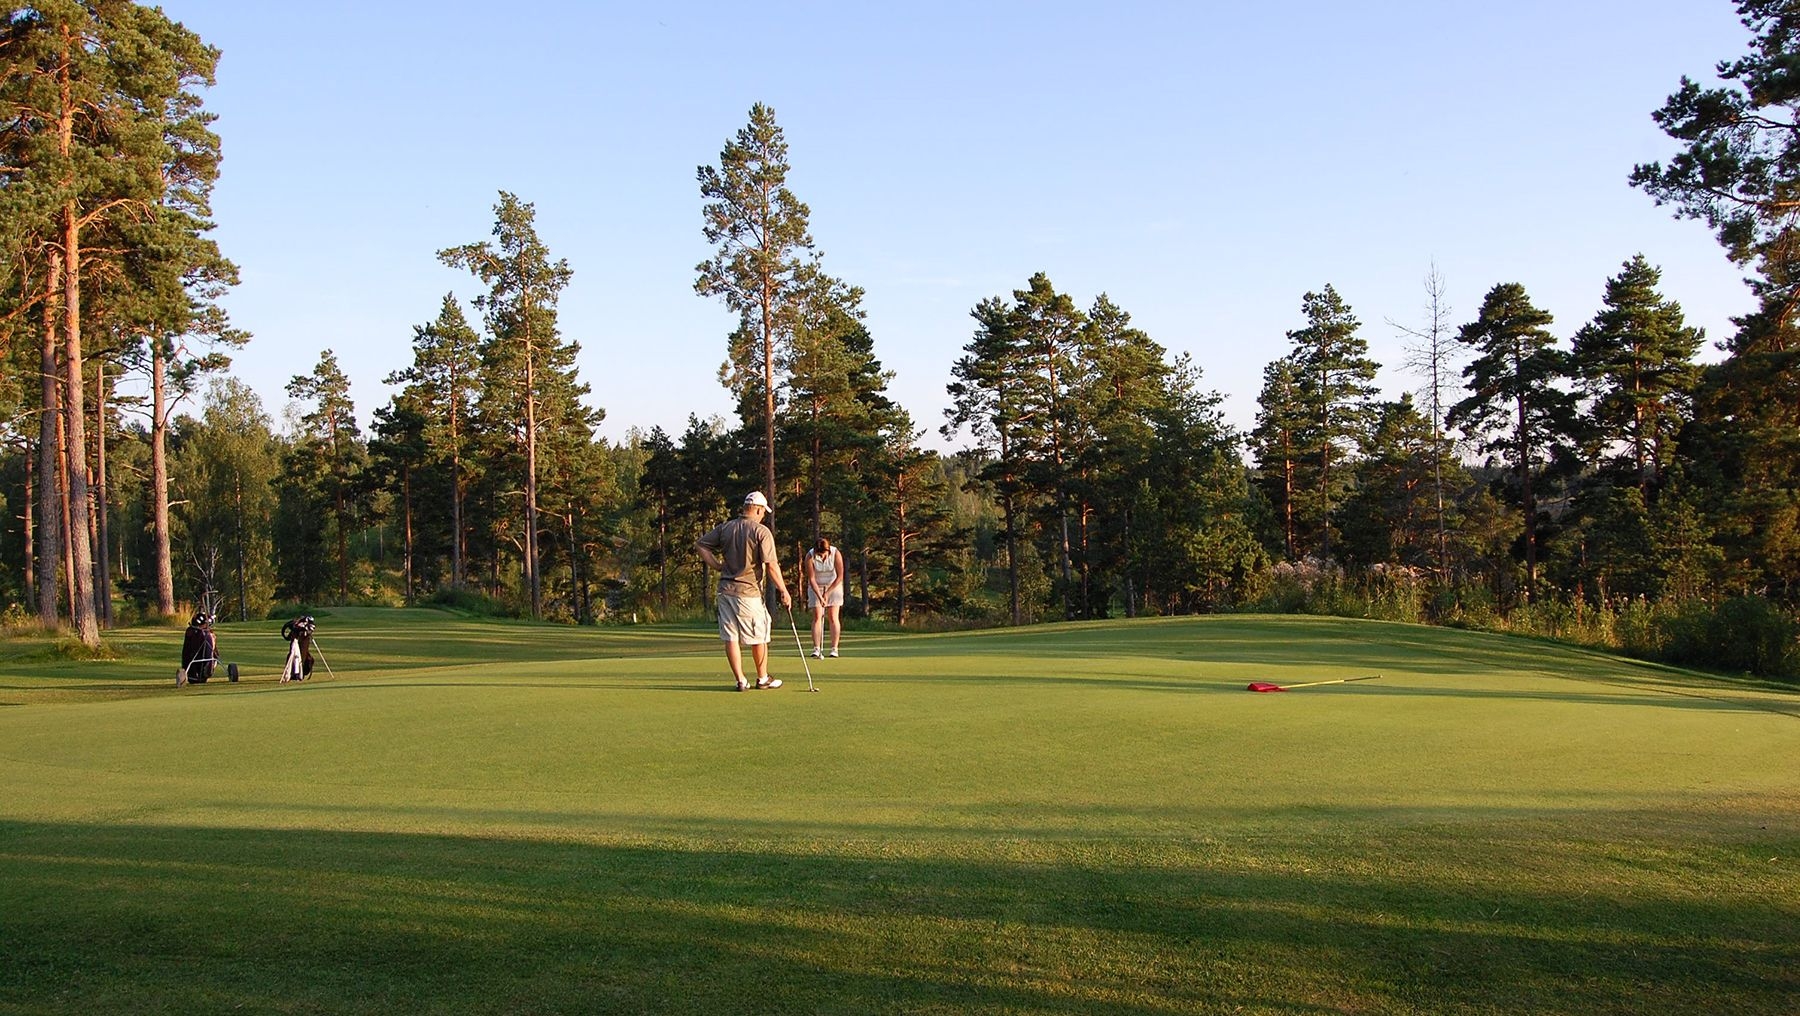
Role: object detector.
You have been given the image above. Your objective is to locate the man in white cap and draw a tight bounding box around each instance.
[695,491,793,690]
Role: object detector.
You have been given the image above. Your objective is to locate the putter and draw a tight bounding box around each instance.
[1247,675,1379,693]
[786,605,818,692]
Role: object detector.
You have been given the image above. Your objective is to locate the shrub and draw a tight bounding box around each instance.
[418,588,520,619]
[1662,595,1800,681]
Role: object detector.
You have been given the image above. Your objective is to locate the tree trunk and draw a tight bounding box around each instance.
[657,504,669,613]
[402,466,415,604]
[58,399,75,619]
[450,413,464,589]
[1518,394,1536,603]
[1282,432,1296,560]
[152,342,176,614]
[60,200,99,646]
[523,348,541,619]
[234,475,247,621]
[94,360,113,628]
[1123,505,1136,619]
[334,455,348,600]
[895,471,908,626]
[1078,497,1092,619]
[761,276,777,501]
[36,259,62,626]
[23,439,37,616]
[1003,488,1020,626]
[857,545,869,618]
[810,426,822,540]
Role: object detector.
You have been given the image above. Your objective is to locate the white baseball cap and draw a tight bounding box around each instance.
[743,490,771,511]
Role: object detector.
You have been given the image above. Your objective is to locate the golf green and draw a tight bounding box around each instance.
[1,608,1795,1014]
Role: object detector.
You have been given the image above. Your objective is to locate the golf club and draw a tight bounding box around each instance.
[1247,674,1380,693]
[786,605,818,692]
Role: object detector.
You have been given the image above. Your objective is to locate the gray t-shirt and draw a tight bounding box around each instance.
[697,515,778,598]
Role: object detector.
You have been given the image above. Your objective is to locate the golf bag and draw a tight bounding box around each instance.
[179,613,218,685]
[280,615,316,682]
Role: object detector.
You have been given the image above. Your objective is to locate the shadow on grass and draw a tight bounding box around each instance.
[0,820,1794,1015]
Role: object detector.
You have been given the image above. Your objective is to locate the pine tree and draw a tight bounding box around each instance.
[1251,356,1306,560]
[0,1,223,643]
[385,295,480,590]
[1284,285,1380,560]
[1633,3,1800,597]
[1570,255,1703,493]
[285,350,363,600]
[1073,294,1171,617]
[1448,283,1579,602]
[1140,356,1265,612]
[440,193,582,619]
[1339,397,1468,572]
[696,103,817,504]
[945,296,1032,624]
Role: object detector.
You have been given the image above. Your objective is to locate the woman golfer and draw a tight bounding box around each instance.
[805,536,845,658]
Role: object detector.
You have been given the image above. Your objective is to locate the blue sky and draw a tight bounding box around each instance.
[156,0,1756,450]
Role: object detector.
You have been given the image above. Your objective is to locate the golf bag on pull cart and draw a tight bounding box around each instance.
[280,615,316,683]
[178,612,219,686]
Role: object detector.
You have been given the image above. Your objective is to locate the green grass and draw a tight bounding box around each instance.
[1,608,1796,1014]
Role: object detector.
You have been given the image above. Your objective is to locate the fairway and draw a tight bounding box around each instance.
[1,609,1796,1015]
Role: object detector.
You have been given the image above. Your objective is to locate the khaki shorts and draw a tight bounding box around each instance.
[809,587,845,609]
[717,593,771,645]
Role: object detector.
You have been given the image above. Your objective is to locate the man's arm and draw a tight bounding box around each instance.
[696,531,722,570]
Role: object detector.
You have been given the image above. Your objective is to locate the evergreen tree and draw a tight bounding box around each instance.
[1570,255,1704,493]
[634,426,682,614]
[781,272,889,544]
[695,102,817,503]
[1339,397,1469,572]
[1251,356,1306,560]
[1139,356,1265,612]
[1448,283,1579,602]
[1631,2,1800,328]
[676,414,735,603]
[1633,3,1800,597]
[284,350,363,600]
[1074,293,1172,617]
[945,295,1033,624]
[1009,273,1086,617]
[0,1,223,643]
[368,398,429,602]
[1284,285,1380,559]
[384,294,480,590]
[440,192,584,619]
[879,422,960,625]
[1680,306,1800,595]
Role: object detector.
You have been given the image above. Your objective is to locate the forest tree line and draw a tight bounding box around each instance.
[6,2,1800,679]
